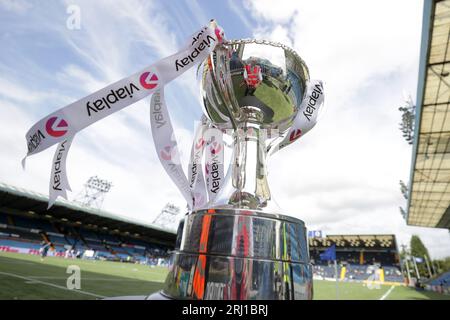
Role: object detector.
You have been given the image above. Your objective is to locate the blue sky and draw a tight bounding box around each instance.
[0,0,449,258]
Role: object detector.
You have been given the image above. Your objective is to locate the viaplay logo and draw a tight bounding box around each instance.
[195,137,205,150]
[139,71,159,90]
[193,192,205,207]
[289,129,302,142]
[160,146,173,161]
[45,116,68,138]
[214,27,224,43]
[209,141,222,155]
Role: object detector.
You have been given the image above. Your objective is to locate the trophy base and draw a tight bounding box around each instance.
[159,208,313,300]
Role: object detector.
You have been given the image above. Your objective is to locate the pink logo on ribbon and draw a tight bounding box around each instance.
[289,129,302,142]
[140,71,159,90]
[45,116,68,137]
[160,146,173,161]
[210,141,222,155]
[195,137,205,150]
[193,192,205,207]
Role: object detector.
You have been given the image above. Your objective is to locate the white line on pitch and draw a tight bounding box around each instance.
[379,285,395,300]
[0,271,105,299]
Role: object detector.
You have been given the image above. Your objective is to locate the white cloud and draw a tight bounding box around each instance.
[244,0,298,24]
[0,0,32,13]
[0,77,70,105]
[56,64,106,94]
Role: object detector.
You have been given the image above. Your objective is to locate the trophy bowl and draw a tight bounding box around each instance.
[201,39,310,134]
[154,40,314,300]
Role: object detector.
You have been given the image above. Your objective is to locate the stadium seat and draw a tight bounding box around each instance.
[428,271,450,288]
[0,211,172,265]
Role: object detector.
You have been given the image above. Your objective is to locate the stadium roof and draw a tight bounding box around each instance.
[407,0,450,229]
[0,182,176,246]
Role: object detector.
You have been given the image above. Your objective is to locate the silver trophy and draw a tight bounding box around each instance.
[155,39,313,300]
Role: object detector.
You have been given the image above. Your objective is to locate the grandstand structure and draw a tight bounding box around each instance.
[152,203,181,231]
[0,182,176,263]
[406,0,450,229]
[309,234,404,284]
[73,176,113,210]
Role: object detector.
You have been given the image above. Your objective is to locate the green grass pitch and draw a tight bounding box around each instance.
[0,252,448,300]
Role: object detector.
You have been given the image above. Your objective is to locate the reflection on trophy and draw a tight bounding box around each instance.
[158,39,315,300]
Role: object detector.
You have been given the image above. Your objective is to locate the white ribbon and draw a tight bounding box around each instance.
[269,80,325,155]
[150,88,194,208]
[204,125,224,203]
[150,91,225,210]
[24,21,224,207]
[188,118,208,209]
[48,136,73,208]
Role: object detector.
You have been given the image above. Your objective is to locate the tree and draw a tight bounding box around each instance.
[433,257,450,274]
[410,235,431,278]
[410,235,430,259]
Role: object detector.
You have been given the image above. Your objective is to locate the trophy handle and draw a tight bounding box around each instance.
[266,132,287,156]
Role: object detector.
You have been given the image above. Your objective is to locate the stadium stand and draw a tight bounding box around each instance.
[313,265,342,279]
[0,183,176,264]
[345,265,371,281]
[0,210,173,262]
[426,271,450,293]
[384,266,404,283]
[0,213,7,224]
[309,234,404,284]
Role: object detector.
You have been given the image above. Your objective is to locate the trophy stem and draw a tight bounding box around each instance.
[211,107,279,211]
